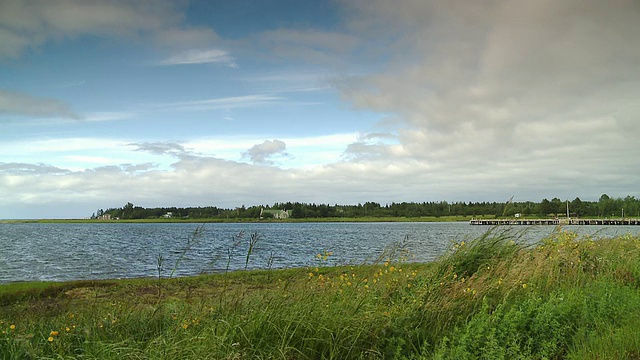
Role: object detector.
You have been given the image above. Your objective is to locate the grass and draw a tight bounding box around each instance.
[1,229,640,359]
[1,215,481,224]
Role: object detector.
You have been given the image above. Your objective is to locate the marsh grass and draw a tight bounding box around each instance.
[2,228,640,359]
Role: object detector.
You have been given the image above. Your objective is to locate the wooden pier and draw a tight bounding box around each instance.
[469,218,640,226]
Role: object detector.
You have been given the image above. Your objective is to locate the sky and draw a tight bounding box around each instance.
[1,0,639,219]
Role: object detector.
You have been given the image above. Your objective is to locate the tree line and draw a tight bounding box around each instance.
[91,194,639,220]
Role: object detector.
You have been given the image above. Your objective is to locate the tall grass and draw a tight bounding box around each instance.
[1,228,640,359]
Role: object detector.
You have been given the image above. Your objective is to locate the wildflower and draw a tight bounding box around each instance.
[522,283,528,289]
[48,336,54,342]
[182,323,189,329]
[407,283,412,288]
[10,324,16,330]
[65,327,71,332]
[498,278,503,285]
[308,272,314,278]
[50,330,59,337]
[453,273,458,279]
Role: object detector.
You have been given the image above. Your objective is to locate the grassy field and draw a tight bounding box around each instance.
[2,229,640,359]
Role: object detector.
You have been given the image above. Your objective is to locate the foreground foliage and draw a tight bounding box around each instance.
[1,229,640,359]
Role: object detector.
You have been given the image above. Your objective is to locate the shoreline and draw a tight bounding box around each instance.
[0,216,476,224]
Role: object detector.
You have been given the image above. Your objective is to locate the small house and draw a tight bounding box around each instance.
[260,208,292,219]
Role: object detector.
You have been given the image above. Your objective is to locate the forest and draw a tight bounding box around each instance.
[92,194,639,220]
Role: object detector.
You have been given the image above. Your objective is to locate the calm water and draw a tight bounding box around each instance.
[1,222,639,283]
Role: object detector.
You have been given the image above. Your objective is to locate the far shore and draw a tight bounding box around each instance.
[1,215,476,224]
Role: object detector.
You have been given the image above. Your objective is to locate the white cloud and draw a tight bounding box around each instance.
[154,94,284,112]
[84,111,134,122]
[243,139,290,165]
[0,0,222,59]
[0,89,80,119]
[159,48,237,67]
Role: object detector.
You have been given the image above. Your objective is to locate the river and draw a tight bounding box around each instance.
[1,222,639,283]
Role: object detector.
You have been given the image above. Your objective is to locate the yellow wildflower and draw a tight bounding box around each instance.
[48,336,54,342]
[522,283,528,289]
[182,323,188,329]
[10,324,16,330]
[50,330,59,337]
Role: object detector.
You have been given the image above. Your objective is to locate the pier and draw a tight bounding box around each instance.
[469,218,640,226]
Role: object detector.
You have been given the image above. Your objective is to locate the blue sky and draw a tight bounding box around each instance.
[1,0,640,219]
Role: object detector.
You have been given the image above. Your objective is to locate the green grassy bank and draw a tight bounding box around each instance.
[2,229,640,359]
[1,215,479,224]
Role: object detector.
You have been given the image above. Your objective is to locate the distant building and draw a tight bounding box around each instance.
[97,214,112,220]
[260,208,291,219]
[163,212,173,219]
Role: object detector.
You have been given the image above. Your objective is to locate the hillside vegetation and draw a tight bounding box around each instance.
[2,229,640,359]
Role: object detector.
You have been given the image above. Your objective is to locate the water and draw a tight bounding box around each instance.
[1,222,639,283]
